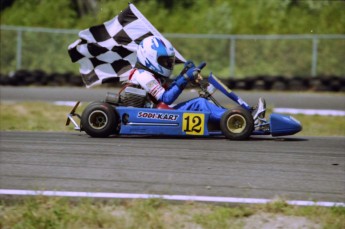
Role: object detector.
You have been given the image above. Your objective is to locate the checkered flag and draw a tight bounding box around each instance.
[68,3,186,88]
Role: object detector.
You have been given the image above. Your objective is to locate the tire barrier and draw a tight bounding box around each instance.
[0,70,84,87]
[0,70,344,92]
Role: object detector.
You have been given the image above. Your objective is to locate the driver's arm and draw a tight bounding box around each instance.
[135,63,200,105]
[159,63,202,105]
[159,75,188,105]
[134,71,184,105]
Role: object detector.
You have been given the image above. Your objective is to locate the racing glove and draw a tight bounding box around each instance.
[183,60,195,72]
[183,66,201,82]
[171,60,197,90]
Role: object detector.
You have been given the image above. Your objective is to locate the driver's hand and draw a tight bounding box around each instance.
[184,60,195,70]
[195,73,203,83]
[183,67,201,82]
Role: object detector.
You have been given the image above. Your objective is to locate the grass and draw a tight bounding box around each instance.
[292,113,345,136]
[0,101,81,132]
[1,197,344,229]
[0,101,344,136]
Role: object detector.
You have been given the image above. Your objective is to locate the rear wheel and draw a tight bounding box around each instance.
[81,102,119,138]
[220,107,254,140]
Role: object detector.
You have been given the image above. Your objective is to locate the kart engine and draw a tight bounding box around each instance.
[120,86,148,108]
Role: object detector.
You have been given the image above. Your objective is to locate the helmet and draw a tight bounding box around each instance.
[137,36,175,78]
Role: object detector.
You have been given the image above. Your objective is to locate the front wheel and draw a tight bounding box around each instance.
[220,107,254,140]
[81,102,119,138]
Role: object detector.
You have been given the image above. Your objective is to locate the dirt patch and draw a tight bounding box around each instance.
[13,104,29,116]
[243,213,321,229]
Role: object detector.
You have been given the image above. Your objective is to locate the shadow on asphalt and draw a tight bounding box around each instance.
[101,134,309,142]
[250,136,309,142]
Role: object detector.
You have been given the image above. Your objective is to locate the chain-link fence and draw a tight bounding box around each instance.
[1,25,344,80]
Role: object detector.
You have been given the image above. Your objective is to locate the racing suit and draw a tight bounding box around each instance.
[122,68,227,123]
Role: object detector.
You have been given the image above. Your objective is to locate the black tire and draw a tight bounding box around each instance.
[81,102,119,138]
[220,106,254,140]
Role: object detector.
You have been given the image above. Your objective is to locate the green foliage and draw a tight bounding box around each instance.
[133,0,345,34]
[235,39,315,77]
[0,0,344,77]
[0,30,17,71]
[1,0,77,28]
[1,0,344,33]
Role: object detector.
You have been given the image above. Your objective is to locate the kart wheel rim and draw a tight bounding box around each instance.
[89,110,108,130]
[227,114,246,133]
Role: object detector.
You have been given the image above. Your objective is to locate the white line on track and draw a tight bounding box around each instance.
[1,189,344,207]
[54,101,80,106]
[273,108,345,116]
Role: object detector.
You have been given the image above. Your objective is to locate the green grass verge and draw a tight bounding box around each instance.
[0,101,344,136]
[1,197,344,229]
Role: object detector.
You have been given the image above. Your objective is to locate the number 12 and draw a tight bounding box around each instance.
[182,113,204,135]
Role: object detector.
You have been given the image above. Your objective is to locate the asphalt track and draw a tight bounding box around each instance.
[0,87,344,203]
[1,131,344,203]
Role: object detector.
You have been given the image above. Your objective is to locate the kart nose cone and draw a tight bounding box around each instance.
[270,113,302,136]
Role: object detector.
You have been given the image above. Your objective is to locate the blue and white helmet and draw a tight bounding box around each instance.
[137,36,176,78]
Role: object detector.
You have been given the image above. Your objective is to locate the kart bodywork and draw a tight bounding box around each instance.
[66,72,302,140]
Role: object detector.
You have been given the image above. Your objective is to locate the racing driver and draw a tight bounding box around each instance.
[119,36,266,124]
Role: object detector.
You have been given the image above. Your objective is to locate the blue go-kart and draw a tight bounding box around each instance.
[66,62,302,140]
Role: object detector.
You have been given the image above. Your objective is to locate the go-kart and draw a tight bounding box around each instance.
[66,62,302,140]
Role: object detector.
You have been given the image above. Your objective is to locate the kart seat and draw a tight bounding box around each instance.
[157,102,174,110]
